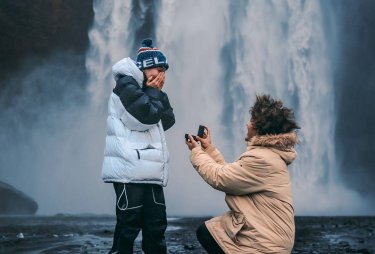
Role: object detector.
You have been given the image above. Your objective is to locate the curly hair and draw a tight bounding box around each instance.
[250,94,300,135]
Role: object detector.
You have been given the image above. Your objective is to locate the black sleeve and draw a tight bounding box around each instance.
[159,92,175,131]
[113,76,165,125]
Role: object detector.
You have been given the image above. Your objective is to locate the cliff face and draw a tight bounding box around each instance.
[0,181,38,215]
[333,0,375,197]
[0,0,93,81]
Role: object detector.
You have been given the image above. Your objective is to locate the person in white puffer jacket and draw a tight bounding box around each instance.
[102,39,175,254]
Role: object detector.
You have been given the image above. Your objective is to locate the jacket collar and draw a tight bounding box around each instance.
[248,132,297,151]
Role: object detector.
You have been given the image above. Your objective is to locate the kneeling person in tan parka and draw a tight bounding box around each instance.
[185,94,300,254]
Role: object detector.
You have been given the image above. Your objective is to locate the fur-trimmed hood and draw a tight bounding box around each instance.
[248,132,298,165]
[249,132,297,150]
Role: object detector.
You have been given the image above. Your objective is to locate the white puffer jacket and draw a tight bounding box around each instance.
[101,58,174,186]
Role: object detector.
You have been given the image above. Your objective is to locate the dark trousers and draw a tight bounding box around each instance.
[196,223,225,254]
[109,183,167,254]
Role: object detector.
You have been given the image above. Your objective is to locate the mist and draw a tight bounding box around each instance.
[0,52,114,214]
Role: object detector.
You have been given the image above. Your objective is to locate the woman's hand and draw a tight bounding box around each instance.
[185,134,200,151]
[146,72,165,90]
[196,126,211,150]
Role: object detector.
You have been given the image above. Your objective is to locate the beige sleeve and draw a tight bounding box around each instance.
[190,147,269,195]
[203,144,226,165]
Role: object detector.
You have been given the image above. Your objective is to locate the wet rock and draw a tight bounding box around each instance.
[0,216,374,253]
[367,229,373,237]
[338,240,350,247]
[345,247,356,253]
[356,248,373,254]
[168,247,180,253]
[0,181,38,215]
[184,244,195,250]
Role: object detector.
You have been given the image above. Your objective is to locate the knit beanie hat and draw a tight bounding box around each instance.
[136,39,169,71]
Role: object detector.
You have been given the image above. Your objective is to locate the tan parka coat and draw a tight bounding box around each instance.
[190,132,298,253]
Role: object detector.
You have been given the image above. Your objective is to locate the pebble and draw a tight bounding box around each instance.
[356,248,372,254]
[184,244,195,250]
[338,240,350,247]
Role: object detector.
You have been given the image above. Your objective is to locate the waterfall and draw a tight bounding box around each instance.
[156,0,369,215]
[223,0,370,214]
[85,0,370,215]
[86,0,132,109]
[1,0,372,216]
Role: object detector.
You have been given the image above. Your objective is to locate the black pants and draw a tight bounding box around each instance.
[109,183,167,254]
[196,223,225,254]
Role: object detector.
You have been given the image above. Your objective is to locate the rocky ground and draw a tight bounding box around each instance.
[0,215,374,253]
[292,217,374,254]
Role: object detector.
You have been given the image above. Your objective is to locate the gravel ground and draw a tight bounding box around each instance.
[0,215,374,253]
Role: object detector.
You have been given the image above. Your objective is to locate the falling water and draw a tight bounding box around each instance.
[156,0,370,215]
[86,0,132,108]
[218,0,370,214]
[85,0,371,215]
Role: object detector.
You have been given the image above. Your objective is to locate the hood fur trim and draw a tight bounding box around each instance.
[249,132,297,150]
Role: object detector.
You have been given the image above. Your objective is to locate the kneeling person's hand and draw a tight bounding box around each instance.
[196,126,211,150]
[185,134,200,151]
